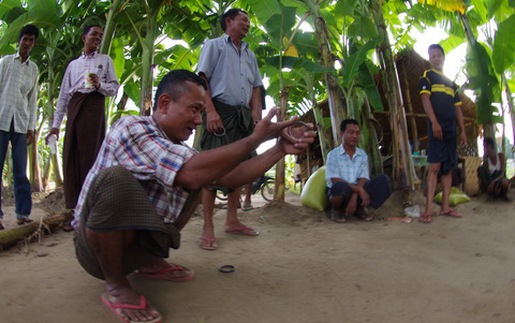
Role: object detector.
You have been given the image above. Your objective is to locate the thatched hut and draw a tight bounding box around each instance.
[297,49,480,194]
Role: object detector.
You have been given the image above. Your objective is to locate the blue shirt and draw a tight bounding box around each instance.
[325,145,369,188]
[197,34,263,107]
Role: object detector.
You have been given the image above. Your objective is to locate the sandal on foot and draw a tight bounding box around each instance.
[439,209,463,218]
[199,237,218,251]
[356,207,374,222]
[16,218,33,225]
[242,204,254,211]
[134,263,195,282]
[418,212,433,224]
[225,226,259,236]
[100,293,162,323]
[330,211,347,223]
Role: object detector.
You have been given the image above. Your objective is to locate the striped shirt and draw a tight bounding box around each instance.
[52,51,119,129]
[325,145,369,188]
[419,69,461,132]
[73,115,196,228]
[0,53,38,133]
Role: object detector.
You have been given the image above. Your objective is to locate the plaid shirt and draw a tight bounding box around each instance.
[0,53,38,133]
[325,145,369,188]
[73,116,196,228]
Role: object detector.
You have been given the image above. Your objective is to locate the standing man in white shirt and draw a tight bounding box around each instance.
[48,24,119,231]
[0,24,39,230]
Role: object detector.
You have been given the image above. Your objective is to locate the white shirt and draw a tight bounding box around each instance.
[52,51,119,129]
[0,53,38,133]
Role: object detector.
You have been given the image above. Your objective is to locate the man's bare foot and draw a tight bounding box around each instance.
[419,211,433,224]
[101,286,161,323]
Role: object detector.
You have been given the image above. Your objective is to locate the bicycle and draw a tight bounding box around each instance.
[216,174,275,202]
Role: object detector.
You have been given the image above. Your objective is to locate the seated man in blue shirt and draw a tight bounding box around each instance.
[325,119,391,223]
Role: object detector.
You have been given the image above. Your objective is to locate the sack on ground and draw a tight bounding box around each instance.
[300,166,328,211]
[434,186,471,206]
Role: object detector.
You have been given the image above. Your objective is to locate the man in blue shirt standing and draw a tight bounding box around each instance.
[197,8,263,250]
[325,119,391,223]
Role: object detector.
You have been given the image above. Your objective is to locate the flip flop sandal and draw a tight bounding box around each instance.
[100,293,162,323]
[418,214,432,224]
[439,210,462,218]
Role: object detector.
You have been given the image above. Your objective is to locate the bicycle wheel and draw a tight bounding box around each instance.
[260,180,275,202]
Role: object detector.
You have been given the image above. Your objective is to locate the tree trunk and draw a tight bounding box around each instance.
[371,0,414,191]
[362,99,383,176]
[306,0,346,148]
[0,214,66,250]
[274,87,289,201]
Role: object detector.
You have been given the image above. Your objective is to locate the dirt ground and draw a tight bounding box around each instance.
[1,188,515,323]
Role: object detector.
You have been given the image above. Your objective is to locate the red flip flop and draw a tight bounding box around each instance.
[100,293,162,323]
[439,209,463,218]
[134,263,195,282]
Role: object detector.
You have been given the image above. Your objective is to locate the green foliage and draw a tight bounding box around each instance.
[465,41,501,125]
[492,15,515,74]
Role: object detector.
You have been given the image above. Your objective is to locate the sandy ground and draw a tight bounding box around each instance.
[1,188,515,323]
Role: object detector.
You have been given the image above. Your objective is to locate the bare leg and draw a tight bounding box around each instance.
[421,163,440,223]
[440,171,453,213]
[85,229,160,322]
[200,188,218,250]
[438,171,463,217]
[224,187,258,235]
[329,194,346,223]
[243,182,253,210]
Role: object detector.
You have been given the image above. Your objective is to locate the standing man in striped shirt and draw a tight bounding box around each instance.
[0,24,39,230]
[48,24,119,231]
[419,44,466,223]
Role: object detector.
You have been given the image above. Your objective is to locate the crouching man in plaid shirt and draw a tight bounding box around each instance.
[72,69,316,323]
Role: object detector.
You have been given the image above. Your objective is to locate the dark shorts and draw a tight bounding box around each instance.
[427,127,457,175]
[328,174,391,209]
[74,166,180,280]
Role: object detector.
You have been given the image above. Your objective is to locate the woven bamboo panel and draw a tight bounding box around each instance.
[463,156,482,196]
